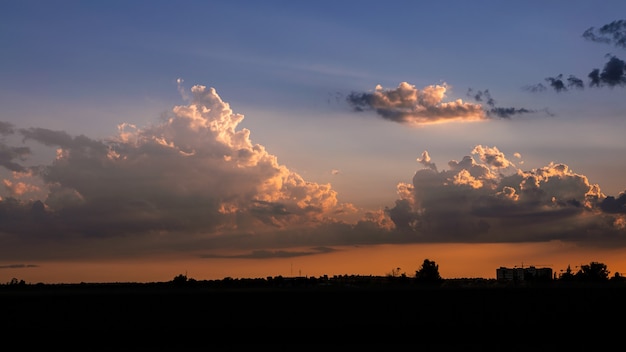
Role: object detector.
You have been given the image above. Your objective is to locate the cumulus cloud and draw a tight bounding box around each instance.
[0,82,367,260]
[1,84,625,262]
[385,146,626,246]
[417,151,437,172]
[346,82,487,125]
[471,145,515,169]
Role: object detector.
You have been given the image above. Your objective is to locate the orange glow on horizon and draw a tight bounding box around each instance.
[3,241,626,285]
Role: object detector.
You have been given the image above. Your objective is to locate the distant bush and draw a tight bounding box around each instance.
[415,259,443,284]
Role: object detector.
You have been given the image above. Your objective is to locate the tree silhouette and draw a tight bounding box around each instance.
[388,267,405,278]
[8,278,26,286]
[575,262,610,282]
[172,274,188,286]
[415,259,442,284]
[611,272,626,282]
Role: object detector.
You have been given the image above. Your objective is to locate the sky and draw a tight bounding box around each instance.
[1,1,626,283]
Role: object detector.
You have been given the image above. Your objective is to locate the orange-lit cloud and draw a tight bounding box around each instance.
[0,82,365,260]
[346,82,486,125]
[0,84,624,264]
[386,146,626,247]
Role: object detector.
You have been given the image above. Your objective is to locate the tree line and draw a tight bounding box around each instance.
[2,258,625,288]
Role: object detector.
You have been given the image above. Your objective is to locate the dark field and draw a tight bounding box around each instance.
[2,280,625,343]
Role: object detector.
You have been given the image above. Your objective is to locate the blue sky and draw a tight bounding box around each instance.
[1,1,626,282]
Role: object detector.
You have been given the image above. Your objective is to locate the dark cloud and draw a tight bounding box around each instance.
[466,89,540,118]
[0,144,30,172]
[525,74,585,93]
[523,83,547,93]
[567,75,585,89]
[0,264,39,269]
[528,19,626,93]
[527,56,626,92]
[489,107,536,119]
[0,121,15,135]
[550,74,584,92]
[0,122,31,173]
[20,128,108,153]
[546,76,567,93]
[600,192,626,213]
[467,88,495,106]
[588,55,626,87]
[583,19,626,48]
[201,246,336,259]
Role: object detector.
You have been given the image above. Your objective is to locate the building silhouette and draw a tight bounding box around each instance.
[496,266,553,282]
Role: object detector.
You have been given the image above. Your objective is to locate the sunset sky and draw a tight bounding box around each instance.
[2,1,626,283]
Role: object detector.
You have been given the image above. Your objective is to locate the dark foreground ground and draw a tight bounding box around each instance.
[2,281,624,349]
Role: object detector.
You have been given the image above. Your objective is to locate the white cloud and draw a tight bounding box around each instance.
[472,145,515,169]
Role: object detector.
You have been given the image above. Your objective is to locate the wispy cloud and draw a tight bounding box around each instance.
[465,89,546,118]
[0,264,39,269]
[583,19,626,48]
[201,246,336,259]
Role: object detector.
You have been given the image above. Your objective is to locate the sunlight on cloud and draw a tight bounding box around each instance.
[0,83,624,263]
[386,145,626,246]
[346,82,486,125]
[0,81,368,260]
